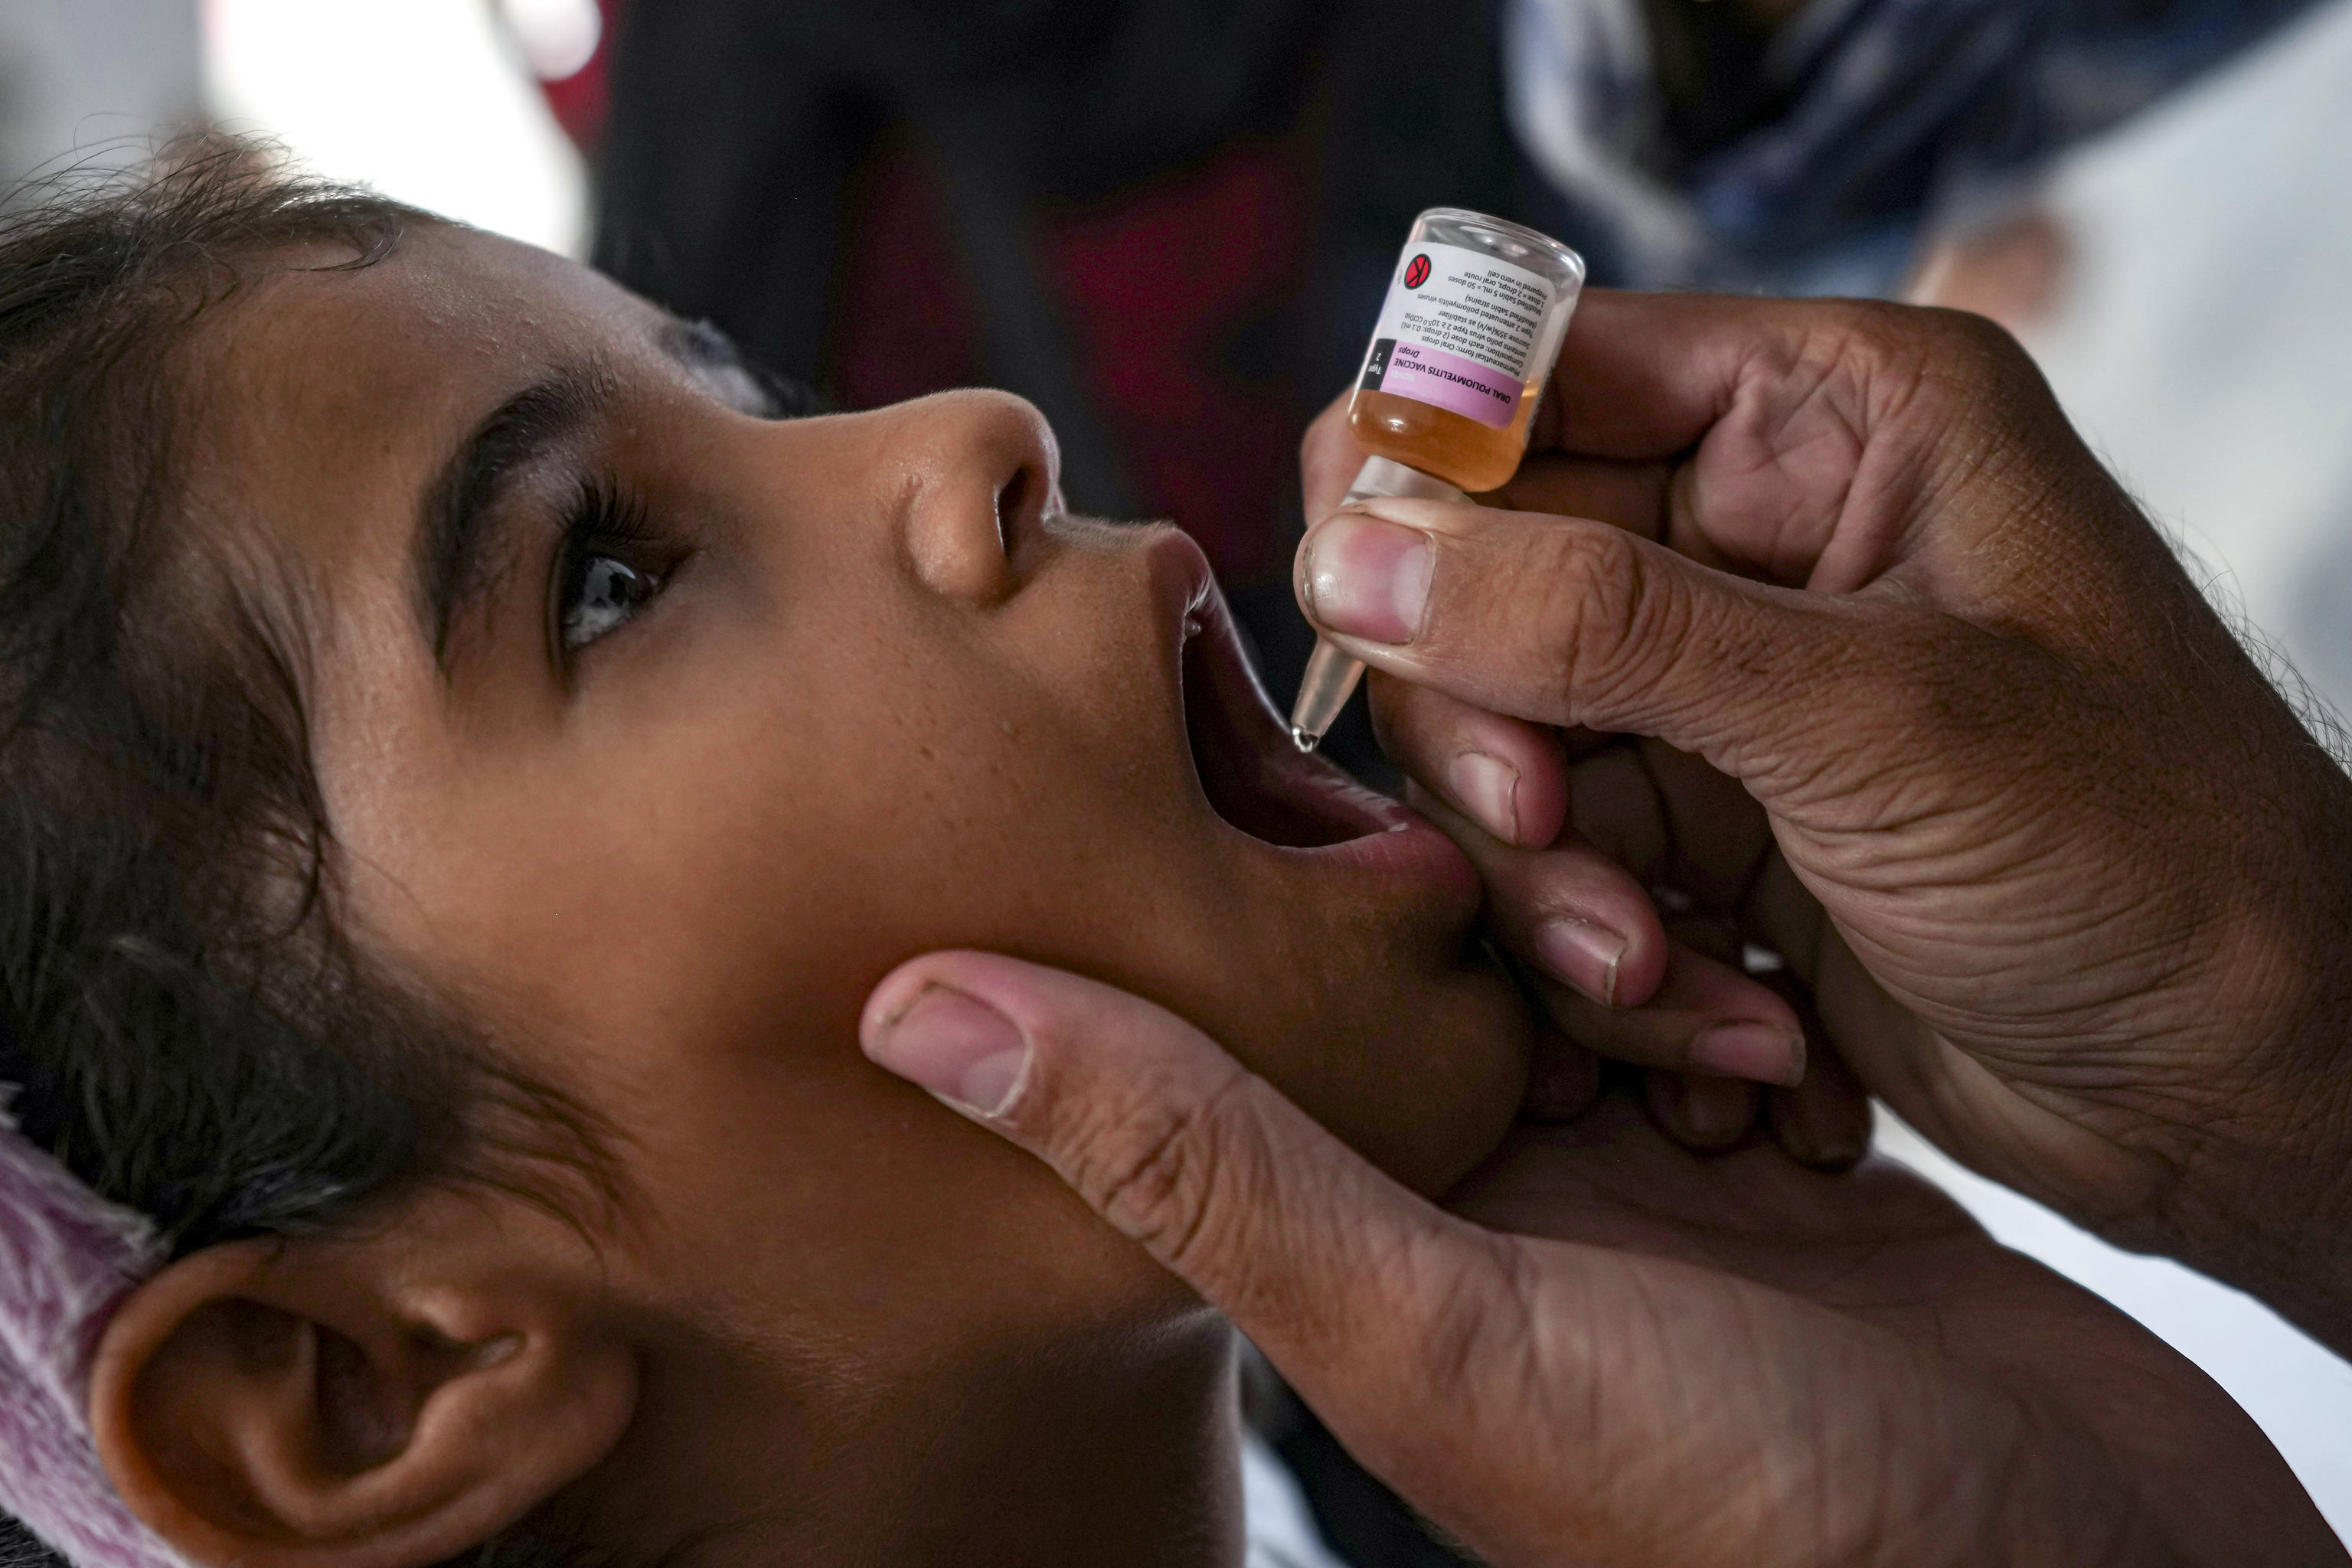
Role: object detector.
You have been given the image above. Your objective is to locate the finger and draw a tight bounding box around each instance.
[1493,449,1840,592]
[1420,766,1795,1059]
[1766,1037,1871,1170]
[1741,936,1873,1169]
[1740,850,1918,1169]
[1482,449,1673,544]
[1370,675,1570,848]
[1566,741,1671,879]
[1299,388,1368,522]
[1645,1069,1760,1151]
[1295,495,1884,776]
[1372,686,1731,920]
[1743,844,1831,988]
[1533,939,1807,1087]
[1530,289,1953,466]
[1483,447,1790,594]
[1521,1027,1602,1123]
[859,952,1511,1417]
[1556,294,2043,594]
[1524,289,1775,462]
[1512,292,2038,597]
[1635,737,1775,910]
[1406,780,1668,1011]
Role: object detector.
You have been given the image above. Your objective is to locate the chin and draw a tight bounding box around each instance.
[1297,956,1532,1198]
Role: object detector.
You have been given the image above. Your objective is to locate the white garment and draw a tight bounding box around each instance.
[1241,1435,1349,1568]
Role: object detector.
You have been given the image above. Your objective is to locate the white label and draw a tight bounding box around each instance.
[1358,243,1555,428]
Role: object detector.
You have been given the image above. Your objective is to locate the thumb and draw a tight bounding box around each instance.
[858,951,1518,1429]
[1298,497,1894,781]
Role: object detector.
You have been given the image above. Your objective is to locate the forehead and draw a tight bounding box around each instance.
[210,223,650,405]
[180,226,658,556]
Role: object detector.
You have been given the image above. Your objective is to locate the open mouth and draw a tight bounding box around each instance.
[1178,589,1412,850]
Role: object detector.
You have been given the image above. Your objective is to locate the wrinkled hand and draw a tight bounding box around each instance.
[1296,290,2352,1345]
[860,952,2341,1567]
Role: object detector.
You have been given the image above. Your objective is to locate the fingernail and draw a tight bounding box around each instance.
[1690,1021,1806,1088]
[1534,919,1625,1008]
[866,985,1031,1117]
[1302,514,1432,644]
[1449,750,1521,841]
[1778,1093,1870,1169]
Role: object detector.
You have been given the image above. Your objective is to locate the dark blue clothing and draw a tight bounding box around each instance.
[1506,0,2327,291]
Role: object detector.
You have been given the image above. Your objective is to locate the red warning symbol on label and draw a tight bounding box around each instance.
[1403,253,1432,289]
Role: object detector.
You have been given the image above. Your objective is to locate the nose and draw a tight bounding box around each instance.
[884,390,1060,606]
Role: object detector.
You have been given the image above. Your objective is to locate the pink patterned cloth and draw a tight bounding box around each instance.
[0,1105,188,1568]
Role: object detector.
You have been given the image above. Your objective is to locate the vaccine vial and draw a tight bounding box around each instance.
[1290,207,1585,750]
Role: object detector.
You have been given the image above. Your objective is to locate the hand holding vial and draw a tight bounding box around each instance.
[1294,288,2352,1354]
[863,286,2352,1566]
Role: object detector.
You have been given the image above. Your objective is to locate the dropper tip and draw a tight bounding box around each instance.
[1290,726,1323,753]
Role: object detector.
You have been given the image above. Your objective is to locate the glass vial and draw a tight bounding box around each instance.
[1290,207,1585,750]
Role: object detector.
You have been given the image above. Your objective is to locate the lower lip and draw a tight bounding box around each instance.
[1290,805,1484,904]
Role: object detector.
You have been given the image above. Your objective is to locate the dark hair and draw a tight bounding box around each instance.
[0,139,608,1568]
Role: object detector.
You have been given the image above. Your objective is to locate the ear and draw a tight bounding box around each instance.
[87,1199,638,1568]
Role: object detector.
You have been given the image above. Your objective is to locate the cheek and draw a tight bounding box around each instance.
[600,1019,1199,1360]
[381,626,1213,1340]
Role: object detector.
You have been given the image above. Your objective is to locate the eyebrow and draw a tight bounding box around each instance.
[415,370,603,671]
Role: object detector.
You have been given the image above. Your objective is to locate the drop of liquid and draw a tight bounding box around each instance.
[1290,726,1322,753]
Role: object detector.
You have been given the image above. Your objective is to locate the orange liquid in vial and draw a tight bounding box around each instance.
[1348,381,1546,495]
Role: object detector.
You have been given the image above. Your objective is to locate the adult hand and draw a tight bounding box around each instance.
[1295,291,2352,1346]
[859,952,2341,1567]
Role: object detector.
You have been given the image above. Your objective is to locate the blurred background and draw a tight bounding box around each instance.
[5,0,2350,1553]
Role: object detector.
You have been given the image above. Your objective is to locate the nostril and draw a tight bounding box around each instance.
[993,464,1030,558]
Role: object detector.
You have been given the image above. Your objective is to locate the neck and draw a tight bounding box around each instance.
[611,1307,1246,1568]
[905,1314,1244,1567]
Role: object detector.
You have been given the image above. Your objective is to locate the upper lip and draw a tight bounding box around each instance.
[1150,534,1420,851]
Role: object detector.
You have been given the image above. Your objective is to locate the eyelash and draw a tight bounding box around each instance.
[551,477,671,660]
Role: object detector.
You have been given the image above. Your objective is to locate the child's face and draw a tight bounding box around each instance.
[185,225,1526,1357]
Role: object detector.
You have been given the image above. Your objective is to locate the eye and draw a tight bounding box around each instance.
[552,479,669,657]
[559,552,660,651]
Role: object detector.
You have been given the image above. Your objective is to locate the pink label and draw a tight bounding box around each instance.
[1381,342,1521,429]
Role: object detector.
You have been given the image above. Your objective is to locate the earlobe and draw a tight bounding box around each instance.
[87,1214,637,1568]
